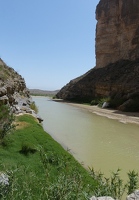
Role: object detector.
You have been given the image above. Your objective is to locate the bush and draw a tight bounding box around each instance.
[0,105,14,140]
[89,168,139,200]
[19,142,37,156]
[127,170,139,194]
[98,98,110,108]
[91,97,110,107]
[29,101,38,113]
[90,99,99,106]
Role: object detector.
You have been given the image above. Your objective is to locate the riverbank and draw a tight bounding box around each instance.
[53,100,139,125]
[0,114,96,199]
[1,103,136,199]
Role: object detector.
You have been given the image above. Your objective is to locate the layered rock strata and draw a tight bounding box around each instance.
[96,0,139,68]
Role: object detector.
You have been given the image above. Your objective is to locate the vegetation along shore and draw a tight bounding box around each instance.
[0,105,139,199]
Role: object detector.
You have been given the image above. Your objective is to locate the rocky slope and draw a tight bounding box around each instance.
[0,58,29,103]
[29,89,59,96]
[0,58,42,119]
[56,0,139,111]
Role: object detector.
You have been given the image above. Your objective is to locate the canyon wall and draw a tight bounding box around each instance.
[56,0,139,111]
[96,0,139,68]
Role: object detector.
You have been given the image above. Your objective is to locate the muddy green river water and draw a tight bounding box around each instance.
[33,96,139,180]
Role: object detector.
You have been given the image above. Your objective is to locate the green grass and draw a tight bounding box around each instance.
[0,114,96,199]
[0,114,138,199]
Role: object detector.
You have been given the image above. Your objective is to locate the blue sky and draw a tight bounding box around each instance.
[0,0,99,90]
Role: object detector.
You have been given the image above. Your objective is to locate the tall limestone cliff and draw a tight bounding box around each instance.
[96,0,139,68]
[56,0,139,111]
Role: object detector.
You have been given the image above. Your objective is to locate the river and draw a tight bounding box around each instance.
[33,96,139,180]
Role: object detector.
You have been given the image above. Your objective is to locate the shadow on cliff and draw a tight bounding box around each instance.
[56,59,139,113]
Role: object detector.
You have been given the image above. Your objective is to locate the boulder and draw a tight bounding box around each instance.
[26,109,33,114]
[102,102,109,109]
[36,115,43,123]
[0,87,7,97]
[0,95,8,105]
[126,190,139,200]
[0,172,9,185]
[90,196,114,200]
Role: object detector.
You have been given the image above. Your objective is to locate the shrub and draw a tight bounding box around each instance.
[89,167,139,200]
[0,105,14,140]
[127,170,139,194]
[19,143,37,156]
[29,101,38,113]
[90,99,99,106]
[91,97,110,107]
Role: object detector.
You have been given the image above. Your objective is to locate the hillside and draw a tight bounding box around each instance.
[29,89,59,96]
[0,58,37,116]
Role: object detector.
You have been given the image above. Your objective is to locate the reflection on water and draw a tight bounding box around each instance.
[33,96,139,179]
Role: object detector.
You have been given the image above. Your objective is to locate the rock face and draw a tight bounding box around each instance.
[0,58,43,123]
[56,59,139,111]
[56,0,139,111]
[0,58,40,118]
[96,0,139,68]
[0,58,30,105]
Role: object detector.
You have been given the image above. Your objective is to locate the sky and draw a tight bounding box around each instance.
[0,0,100,90]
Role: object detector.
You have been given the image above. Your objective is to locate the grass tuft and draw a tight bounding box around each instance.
[19,142,37,156]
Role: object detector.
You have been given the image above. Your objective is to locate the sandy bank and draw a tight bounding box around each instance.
[53,99,139,125]
[70,103,139,125]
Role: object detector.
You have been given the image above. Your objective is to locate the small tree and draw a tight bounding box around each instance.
[0,104,14,140]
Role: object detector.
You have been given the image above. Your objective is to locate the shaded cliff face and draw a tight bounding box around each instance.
[0,58,30,107]
[96,0,139,68]
[56,59,139,110]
